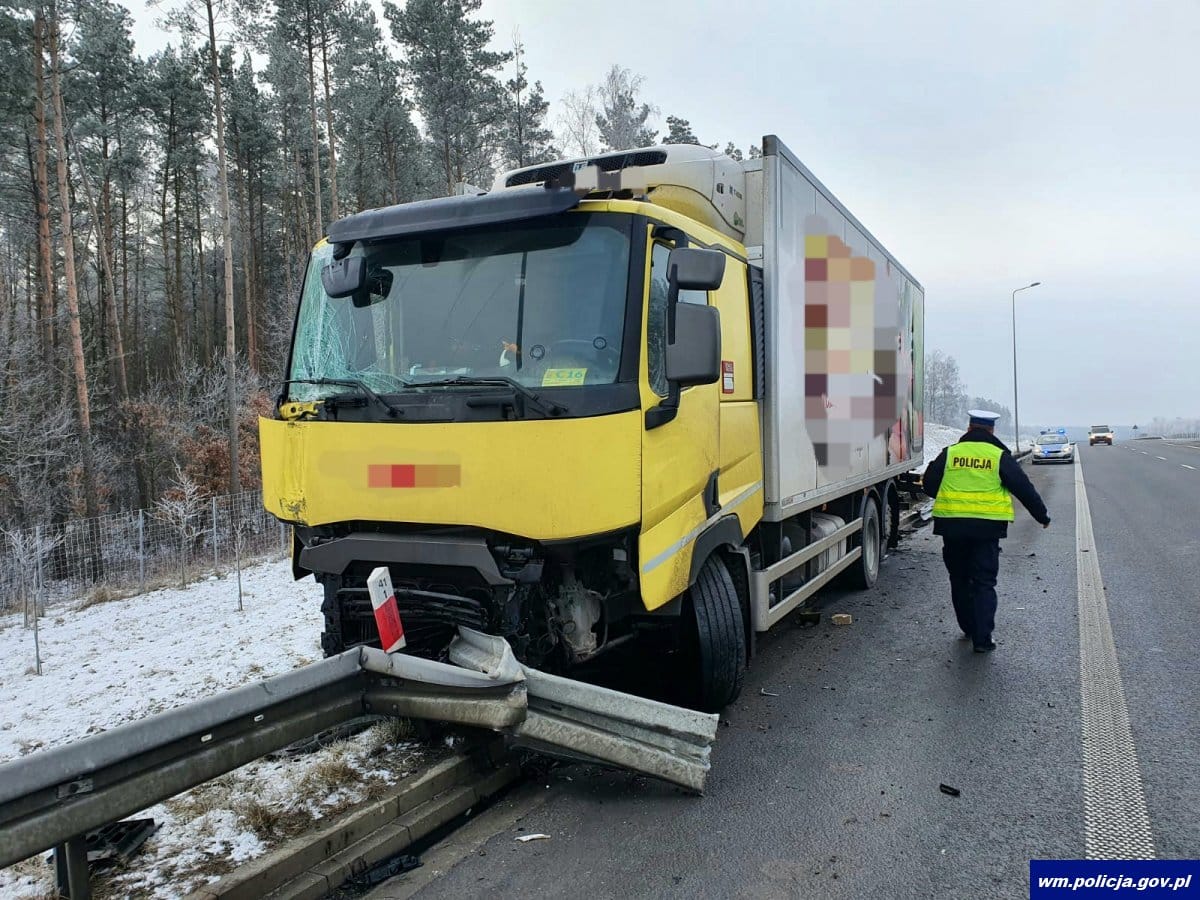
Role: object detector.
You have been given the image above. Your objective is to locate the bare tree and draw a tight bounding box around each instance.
[557,87,599,157]
[5,526,63,674]
[924,349,967,426]
[154,462,205,587]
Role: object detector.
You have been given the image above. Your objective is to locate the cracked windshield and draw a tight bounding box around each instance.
[289,219,630,400]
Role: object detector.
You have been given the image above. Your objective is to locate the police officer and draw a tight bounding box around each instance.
[922,410,1050,652]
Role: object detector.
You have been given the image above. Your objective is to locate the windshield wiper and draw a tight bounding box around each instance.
[282,377,404,419]
[415,376,567,417]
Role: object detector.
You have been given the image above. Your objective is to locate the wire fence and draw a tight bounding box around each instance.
[1,492,289,617]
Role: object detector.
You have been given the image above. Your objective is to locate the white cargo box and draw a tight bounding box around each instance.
[744,136,924,520]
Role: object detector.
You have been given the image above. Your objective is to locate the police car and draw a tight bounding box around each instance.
[1032,429,1075,464]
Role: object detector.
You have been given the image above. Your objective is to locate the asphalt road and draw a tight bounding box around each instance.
[372,444,1198,899]
[1085,440,1200,859]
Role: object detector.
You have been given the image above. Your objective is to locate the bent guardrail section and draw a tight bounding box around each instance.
[0,633,720,896]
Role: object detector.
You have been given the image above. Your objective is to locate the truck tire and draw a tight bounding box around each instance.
[846,497,881,590]
[320,576,346,657]
[684,554,746,712]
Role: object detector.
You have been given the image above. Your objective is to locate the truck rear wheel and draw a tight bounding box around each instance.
[846,497,881,590]
[683,555,746,712]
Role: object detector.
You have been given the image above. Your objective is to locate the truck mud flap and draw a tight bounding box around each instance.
[448,628,720,794]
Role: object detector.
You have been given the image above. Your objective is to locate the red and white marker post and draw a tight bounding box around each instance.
[366,566,407,653]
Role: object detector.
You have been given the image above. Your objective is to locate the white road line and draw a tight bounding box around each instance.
[1155,456,1167,461]
[1074,459,1156,859]
[1141,451,1149,455]
[1183,465,1196,471]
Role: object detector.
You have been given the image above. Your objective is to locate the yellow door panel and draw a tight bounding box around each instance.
[638,230,722,610]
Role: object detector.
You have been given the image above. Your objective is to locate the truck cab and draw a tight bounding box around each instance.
[1089,425,1114,446]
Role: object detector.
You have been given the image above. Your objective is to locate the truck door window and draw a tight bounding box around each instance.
[648,241,707,397]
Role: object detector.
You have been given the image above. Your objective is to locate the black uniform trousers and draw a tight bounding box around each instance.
[941,537,1001,645]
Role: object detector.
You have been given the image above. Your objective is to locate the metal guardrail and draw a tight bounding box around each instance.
[0,635,718,897]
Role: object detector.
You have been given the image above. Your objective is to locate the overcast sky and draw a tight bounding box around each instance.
[125,0,1199,427]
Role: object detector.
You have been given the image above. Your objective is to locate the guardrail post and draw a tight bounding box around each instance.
[54,835,91,899]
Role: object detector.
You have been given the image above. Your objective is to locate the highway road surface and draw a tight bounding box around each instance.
[368,442,1199,899]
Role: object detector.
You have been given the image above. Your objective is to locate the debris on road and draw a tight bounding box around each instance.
[516,833,551,843]
[938,783,961,797]
[759,688,779,697]
[831,614,853,625]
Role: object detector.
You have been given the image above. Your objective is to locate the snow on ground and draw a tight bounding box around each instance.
[0,558,325,761]
[918,422,964,474]
[916,423,1034,475]
[1,721,437,899]
[0,558,439,899]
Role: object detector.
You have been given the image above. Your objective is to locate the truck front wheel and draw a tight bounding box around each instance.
[683,555,746,712]
[320,575,347,657]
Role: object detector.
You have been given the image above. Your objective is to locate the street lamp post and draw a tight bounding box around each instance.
[1011,281,1041,450]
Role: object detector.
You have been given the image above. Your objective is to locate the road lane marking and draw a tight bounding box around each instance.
[1141,451,1149,455]
[1183,465,1196,470]
[1155,456,1167,460]
[1075,459,1156,859]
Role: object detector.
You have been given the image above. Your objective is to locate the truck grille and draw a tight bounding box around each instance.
[335,586,488,658]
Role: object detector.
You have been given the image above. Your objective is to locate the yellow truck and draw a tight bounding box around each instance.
[261,136,924,711]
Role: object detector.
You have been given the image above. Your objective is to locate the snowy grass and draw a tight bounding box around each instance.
[0,724,437,899]
[0,558,326,761]
[0,558,436,898]
[917,422,964,474]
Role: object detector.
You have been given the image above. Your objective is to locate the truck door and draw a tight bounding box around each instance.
[638,231,722,611]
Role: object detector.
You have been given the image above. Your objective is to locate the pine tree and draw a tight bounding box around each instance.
[331,2,429,210]
[48,0,101,519]
[664,116,699,145]
[595,65,656,151]
[386,0,511,194]
[498,37,556,171]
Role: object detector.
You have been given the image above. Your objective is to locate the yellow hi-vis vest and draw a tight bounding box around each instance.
[932,442,1015,521]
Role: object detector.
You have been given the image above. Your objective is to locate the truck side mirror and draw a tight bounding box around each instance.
[321,256,366,298]
[646,245,727,430]
[666,303,721,386]
[322,257,393,308]
[668,247,726,291]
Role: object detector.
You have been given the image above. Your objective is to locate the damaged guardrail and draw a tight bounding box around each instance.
[448,629,718,793]
[0,630,718,897]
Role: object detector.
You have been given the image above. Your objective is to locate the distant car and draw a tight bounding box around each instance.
[1033,433,1075,464]
[1089,425,1114,446]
